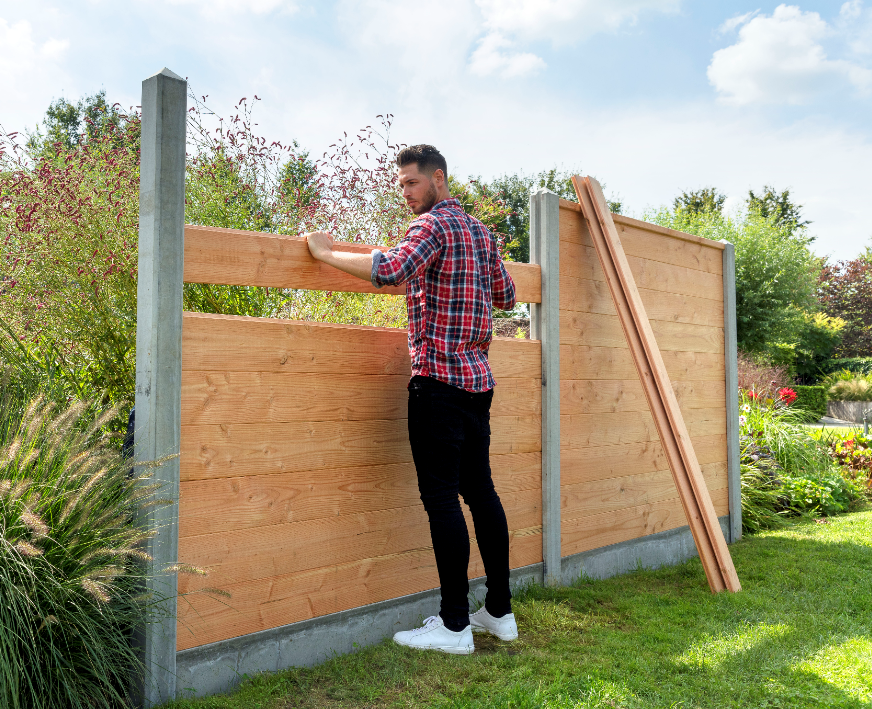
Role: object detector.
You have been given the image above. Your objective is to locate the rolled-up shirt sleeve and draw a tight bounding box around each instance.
[492,257,516,310]
[371,220,442,289]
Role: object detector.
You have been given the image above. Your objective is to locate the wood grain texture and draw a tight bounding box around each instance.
[183,224,542,302]
[560,379,726,416]
[560,311,725,354]
[560,345,726,382]
[177,488,541,594]
[560,487,729,558]
[176,526,543,651]
[180,415,541,482]
[561,462,727,520]
[556,201,726,255]
[559,241,724,302]
[178,451,542,537]
[181,371,540,425]
[560,275,724,328]
[560,434,728,487]
[561,408,726,450]
[181,312,541,379]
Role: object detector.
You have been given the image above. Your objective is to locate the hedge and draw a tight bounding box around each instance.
[793,385,827,421]
[822,358,872,376]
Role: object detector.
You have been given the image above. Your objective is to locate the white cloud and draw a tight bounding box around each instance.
[0,18,71,130]
[163,0,298,14]
[476,0,680,44]
[717,11,757,35]
[838,0,872,56]
[468,32,545,77]
[708,4,872,105]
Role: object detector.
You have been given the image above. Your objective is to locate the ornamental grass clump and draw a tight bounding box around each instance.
[823,370,872,401]
[0,394,167,709]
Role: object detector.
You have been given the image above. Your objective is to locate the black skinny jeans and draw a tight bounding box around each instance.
[407,375,512,631]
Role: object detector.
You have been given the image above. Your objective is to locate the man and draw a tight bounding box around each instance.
[305,144,518,655]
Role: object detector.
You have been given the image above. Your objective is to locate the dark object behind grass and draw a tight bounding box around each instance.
[160,511,872,709]
[0,395,164,709]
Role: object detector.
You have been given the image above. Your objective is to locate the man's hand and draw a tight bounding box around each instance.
[302,230,375,283]
[305,231,334,262]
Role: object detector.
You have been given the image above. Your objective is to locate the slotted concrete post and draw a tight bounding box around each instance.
[529,188,561,586]
[721,240,742,543]
[135,67,187,707]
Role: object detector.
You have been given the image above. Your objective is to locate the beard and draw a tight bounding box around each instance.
[411,181,439,215]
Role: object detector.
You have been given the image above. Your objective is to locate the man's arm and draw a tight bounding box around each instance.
[305,231,373,281]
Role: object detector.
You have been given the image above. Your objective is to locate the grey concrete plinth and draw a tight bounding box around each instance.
[827,401,872,424]
[561,516,732,584]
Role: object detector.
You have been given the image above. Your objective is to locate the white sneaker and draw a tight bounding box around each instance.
[469,607,518,641]
[393,615,475,655]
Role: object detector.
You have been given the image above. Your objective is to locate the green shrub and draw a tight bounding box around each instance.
[792,385,826,420]
[0,395,171,709]
[822,357,872,376]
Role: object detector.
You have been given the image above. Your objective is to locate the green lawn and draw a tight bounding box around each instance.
[165,510,872,709]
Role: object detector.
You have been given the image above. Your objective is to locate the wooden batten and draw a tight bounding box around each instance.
[183,224,542,303]
[571,175,740,593]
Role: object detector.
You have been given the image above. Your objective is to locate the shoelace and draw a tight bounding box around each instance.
[412,615,441,635]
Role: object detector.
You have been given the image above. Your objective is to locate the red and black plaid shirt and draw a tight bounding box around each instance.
[371,198,516,392]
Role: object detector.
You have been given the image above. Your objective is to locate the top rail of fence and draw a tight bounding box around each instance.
[183,225,543,303]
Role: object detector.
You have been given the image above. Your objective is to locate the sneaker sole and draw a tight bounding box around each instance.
[393,639,474,655]
[470,626,518,642]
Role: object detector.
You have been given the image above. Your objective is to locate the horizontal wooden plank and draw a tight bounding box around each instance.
[560,379,726,416]
[559,241,723,302]
[561,408,726,450]
[180,414,541,482]
[557,201,725,255]
[560,486,730,558]
[560,311,725,354]
[560,276,724,328]
[183,225,541,303]
[181,371,540,425]
[561,462,727,520]
[178,451,542,536]
[177,488,541,593]
[560,345,726,382]
[560,434,728,487]
[176,527,543,651]
[182,312,541,379]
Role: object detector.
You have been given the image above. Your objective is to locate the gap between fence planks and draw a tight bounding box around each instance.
[183,224,542,303]
[572,175,740,594]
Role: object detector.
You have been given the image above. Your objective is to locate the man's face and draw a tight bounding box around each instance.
[398,163,440,215]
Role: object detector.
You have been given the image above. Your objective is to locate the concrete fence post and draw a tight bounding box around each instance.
[529,188,561,586]
[720,240,741,543]
[135,67,187,706]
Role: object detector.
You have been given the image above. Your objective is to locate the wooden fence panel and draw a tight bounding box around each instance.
[557,202,730,558]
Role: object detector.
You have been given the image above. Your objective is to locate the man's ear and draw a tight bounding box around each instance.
[432,168,445,186]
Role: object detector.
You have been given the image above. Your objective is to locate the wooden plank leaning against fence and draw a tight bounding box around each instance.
[176,228,545,651]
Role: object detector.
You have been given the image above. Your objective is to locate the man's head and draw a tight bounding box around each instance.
[396,144,451,215]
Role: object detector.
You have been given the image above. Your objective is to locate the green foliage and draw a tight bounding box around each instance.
[792,386,827,420]
[747,185,810,235]
[827,376,872,402]
[0,395,164,709]
[818,258,872,358]
[823,357,872,376]
[645,207,820,362]
[791,312,845,380]
[673,187,725,215]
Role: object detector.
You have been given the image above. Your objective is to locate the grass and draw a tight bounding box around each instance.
[164,510,872,709]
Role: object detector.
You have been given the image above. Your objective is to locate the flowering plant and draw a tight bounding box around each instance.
[777,387,798,406]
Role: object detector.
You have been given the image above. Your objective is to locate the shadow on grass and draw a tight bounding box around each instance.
[163,513,872,709]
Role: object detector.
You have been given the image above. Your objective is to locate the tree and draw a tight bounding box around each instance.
[647,207,822,363]
[673,187,725,215]
[747,186,810,235]
[818,258,872,357]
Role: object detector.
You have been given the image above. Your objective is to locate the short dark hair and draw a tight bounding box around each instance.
[396,144,448,179]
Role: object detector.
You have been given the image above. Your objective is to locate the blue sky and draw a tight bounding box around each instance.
[1,0,869,260]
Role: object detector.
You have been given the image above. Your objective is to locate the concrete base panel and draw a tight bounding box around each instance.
[561,515,731,585]
[175,516,731,699]
[827,400,872,424]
